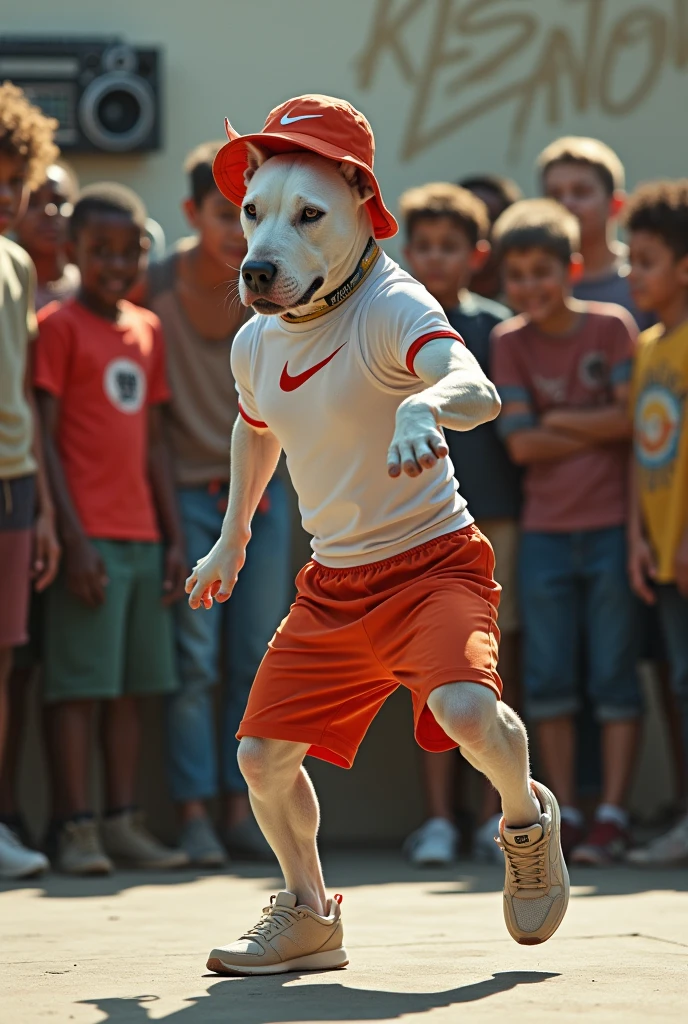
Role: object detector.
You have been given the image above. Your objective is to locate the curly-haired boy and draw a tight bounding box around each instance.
[0,81,60,878]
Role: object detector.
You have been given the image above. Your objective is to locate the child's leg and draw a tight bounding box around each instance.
[102,695,141,811]
[656,585,688,793]
[0,647,11,772]
[600,719,641,807]
[49,699,96,817]
[420,749,456,819]
[168,487,225,827]
[584,526,642,812]
[519,531,580,810]
[535,715,577,808]
[571,527,642,863]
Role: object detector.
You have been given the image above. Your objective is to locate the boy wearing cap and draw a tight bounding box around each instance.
[187,95,570,975]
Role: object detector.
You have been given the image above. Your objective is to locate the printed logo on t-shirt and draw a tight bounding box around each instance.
[579,351,609,390]
[635,377,685,486]
[103,358,146,414]
[533,374,567,404]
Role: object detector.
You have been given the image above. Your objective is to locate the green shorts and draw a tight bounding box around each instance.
[44,539,178,703]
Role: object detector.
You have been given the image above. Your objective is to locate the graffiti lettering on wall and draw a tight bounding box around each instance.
[356,0,688,160]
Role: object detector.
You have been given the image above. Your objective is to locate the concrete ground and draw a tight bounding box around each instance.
[1,852,687,1023]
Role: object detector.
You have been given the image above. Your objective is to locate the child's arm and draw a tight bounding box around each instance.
[147,405,187,605]
[36,391,108,607]
[627,453,656,604]
[540,381,632,442]
[673,527,688,598]
[499,400,593,465]
[24,355,60,591]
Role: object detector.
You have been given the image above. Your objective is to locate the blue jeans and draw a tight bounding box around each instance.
[656,585,688,784]
[167,477,292,800]
[519,527,641,722]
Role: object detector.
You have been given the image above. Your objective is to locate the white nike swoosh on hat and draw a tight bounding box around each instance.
[280,112,324,125]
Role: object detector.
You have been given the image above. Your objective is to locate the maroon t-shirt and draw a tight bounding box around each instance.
[491,303,636,532]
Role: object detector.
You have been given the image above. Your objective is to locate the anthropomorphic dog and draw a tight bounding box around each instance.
[186,94,570,975]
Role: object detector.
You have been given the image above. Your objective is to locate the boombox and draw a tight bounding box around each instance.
[0,37,161,153]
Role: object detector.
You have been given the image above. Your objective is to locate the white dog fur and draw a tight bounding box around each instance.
[239,146,374,315]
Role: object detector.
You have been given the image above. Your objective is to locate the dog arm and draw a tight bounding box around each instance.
[222,415,282,546]
[412,337,501,432]
[185,416,282,609]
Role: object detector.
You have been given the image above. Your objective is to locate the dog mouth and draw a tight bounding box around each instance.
[294,276,324,306]
[251,298,285,314]
[250,276,325,316]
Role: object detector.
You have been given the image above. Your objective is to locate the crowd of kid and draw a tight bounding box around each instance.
[1,82,687,880]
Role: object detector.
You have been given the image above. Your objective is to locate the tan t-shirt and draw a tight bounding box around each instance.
[0,235,38,479]
[147,253,241,487]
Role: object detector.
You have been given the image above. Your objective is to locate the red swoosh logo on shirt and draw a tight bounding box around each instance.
[279,343,346,392]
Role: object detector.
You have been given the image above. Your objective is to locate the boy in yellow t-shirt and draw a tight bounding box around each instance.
[626,180,688,865]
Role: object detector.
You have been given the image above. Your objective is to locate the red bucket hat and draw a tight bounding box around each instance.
[213,94,398,240]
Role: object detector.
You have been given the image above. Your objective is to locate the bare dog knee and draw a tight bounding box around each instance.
[237,736,305,797]
[427,682,497,748]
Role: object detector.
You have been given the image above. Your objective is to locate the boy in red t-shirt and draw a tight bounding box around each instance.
[491,198,641,866]
[35,183,188,875]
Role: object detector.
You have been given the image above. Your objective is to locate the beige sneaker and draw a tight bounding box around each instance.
[57,820,112,876]
[207,890,348,976]
[101,810,189,869]
[498,781,569,945]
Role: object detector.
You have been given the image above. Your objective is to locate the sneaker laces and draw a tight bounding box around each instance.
[241,897,302,941]
[68,820,101,854]
[497,835,548,890]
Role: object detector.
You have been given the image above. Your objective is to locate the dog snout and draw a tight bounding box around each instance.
[242,261,278,295]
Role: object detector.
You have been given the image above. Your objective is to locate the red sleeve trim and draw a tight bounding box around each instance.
[238,401,268,429]
[405,330,465,376]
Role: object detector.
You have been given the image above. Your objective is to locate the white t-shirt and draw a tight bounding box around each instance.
[231,252,472,567]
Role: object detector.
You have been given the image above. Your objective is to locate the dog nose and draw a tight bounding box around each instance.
[242,261,277,294]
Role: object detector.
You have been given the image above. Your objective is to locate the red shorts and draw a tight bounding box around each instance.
[238,525,501,767]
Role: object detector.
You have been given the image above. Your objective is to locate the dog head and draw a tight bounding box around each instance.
[238,148,374,315]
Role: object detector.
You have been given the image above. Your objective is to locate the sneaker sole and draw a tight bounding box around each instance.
[207,946,349,976]
[0,861,48,880]
[60,862,112,876]
[508,781,570,946]
[108,856,190,870]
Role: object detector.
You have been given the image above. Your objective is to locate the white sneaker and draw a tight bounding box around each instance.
[403,817,459,866]
[0,822,49,879]
[626,814,688,867]
[474,813,504,865]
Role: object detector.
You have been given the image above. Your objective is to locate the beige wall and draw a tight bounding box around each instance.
[3,0,688,258]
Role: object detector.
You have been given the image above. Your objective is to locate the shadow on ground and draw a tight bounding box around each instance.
[1,850,687,899]
[80,970,560,1023]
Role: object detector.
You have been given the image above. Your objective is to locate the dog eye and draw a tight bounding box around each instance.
[302,207,322,222]
[243,203,257,219]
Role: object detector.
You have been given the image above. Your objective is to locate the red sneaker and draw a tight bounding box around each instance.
[570,820,629,865]
[560,819,584,859]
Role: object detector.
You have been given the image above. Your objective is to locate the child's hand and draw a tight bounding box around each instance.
[65,536,109,608]
[628,535,656,604]
[162,543,188,606]
[674,531,688,598]
[33,510,61,592]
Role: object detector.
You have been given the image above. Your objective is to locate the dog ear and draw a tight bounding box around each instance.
[244,142,268,188]
[339,162,374,203]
